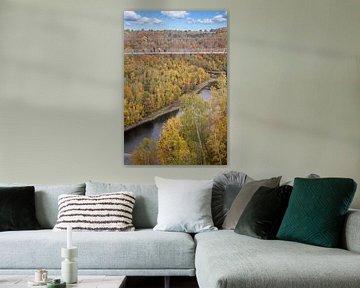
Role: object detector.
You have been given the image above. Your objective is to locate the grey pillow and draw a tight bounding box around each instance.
[0,183,85,228]
[222,176,281,230]
[212,171,249,228]
[153,177,217,233]
[86,181,158,229]
[283,173,320,186]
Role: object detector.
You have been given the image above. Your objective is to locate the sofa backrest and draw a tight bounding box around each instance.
[86,181,158,229]
[0,183,86,229]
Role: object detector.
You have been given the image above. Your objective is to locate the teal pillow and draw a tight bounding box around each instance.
[277,178,357,247]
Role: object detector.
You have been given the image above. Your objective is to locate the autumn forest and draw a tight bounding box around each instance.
[124,26,227,165]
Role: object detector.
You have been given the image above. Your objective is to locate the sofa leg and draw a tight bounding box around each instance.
[164,276,170,288]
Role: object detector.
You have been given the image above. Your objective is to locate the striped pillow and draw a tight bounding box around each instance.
[53,192,136,231]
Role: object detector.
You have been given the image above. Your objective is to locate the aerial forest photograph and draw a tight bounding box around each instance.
[124,10,228,165]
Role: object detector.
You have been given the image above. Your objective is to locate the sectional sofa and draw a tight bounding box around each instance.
[0,180,360,288]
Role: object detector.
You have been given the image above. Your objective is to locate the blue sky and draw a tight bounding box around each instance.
[124,10,227,31]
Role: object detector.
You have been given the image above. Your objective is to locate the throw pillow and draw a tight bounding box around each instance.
[153,177,217,233]
[86,181,158,229]
[53,192,136,231]
[222,176,281,230]
[277,178,357,247]
[0,186,41,231]
[282,173,320,186]
[212,171,249,228]
[0,183,86,228]
[34,184,86,229]
[234,185,293,239]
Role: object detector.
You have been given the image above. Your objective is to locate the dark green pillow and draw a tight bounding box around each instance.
[235,185,292,239]
[0,186,41,231]
[277,178,357,247]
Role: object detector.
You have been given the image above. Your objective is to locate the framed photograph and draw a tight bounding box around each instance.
[124,10,227,165]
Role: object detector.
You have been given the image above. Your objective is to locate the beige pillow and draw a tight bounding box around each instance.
[222,176,281,230]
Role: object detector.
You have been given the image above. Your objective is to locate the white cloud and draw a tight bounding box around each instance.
[124,11,162,25]
[197,18,214,24]
[161,11,189,19]
[187,14,227,25]
[137,17,162,25]
[212,14,227,22]
[124,11,141,21]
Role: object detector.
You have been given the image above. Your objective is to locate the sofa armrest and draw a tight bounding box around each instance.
[342,209,360,253]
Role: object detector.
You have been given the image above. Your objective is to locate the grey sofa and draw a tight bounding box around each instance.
[195,211,360,288]
[0,181,195,279]
[0,181,360,288]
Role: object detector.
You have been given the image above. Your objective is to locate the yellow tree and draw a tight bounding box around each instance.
[130,138,159,165]
[158,117,191,165]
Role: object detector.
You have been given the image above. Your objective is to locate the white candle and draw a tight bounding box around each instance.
[67,225,72,249]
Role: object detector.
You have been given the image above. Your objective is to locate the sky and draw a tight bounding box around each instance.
[124,10,227,31]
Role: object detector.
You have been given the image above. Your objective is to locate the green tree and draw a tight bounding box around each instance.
[206,75,227,164]
[180,94,210,164]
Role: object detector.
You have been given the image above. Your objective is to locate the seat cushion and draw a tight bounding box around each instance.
[195,230,360,288]
[0,229,195,270]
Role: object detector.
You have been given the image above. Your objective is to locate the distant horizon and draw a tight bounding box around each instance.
[124,10,227,31]
[124,27,227,32]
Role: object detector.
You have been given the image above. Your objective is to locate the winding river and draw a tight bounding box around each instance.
[124,88,212,164]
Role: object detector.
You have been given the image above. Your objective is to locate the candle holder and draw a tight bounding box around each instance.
[61,247,78,284]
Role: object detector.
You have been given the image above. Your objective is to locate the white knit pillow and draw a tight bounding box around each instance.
[53,192,135,231]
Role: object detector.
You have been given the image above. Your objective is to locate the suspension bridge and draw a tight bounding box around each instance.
[124,49,227,56]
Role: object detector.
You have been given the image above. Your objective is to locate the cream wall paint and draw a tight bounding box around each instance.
[0,0,359,207]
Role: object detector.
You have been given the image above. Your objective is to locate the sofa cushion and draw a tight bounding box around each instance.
[195,230,360,288]
[222,176,281,229]
[342,209,360,253]
[234,185,292,239]
[0,183,85,229]
[212,171,249,228]
[153,177,216,233]
[53,192,136,232]
[86,181,158,229]
[277,178,357,247]
[0,186,40,231]
[0,229,195,271]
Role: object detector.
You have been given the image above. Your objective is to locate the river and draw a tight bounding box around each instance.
[124,88,212,164]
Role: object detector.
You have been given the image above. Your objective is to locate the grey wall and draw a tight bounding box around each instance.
[0,0,359,207]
